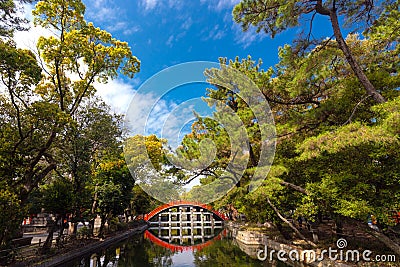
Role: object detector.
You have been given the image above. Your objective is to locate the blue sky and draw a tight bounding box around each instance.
[11,0,335,192]
[77,0,332,142]
[83,0,278,82]
[16,0,334,144]
[81,0,331,83]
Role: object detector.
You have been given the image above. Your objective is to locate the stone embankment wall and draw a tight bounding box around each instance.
[227,222,351,267]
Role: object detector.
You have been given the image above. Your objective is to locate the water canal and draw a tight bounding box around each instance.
[63,227,292,267]
[64,204,294,266]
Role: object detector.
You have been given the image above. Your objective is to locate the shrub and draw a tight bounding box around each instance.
[77,226,91,239]
[116,222,128,231]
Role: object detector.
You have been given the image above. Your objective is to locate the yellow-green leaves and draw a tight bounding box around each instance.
[124,134,167,172]
[33,0,85,31]
[33,0,140,113]
[0,40,42,90]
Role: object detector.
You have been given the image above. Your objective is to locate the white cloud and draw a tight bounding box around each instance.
[85,0,138,37]
[165,31,186,47]
[142,0,158,10]
[160,105,195,148]
[86,0,120,22]
[13,3,56,51]
[124,92,213,148]
[93,7,116,21]
[106,21,127,32]
[232,23,266,48]
[14,24,55,51]
[124,92,163,136]
[215,0,241,10]
[123,26,141,35]
[18,2,34,20]
[201,0,241,11]
[106,23,141,36]
[215,30,225,40]
[199,0,265,48]
[168,0,184,9]
[95,79,138,114]
[166,35,174,47]
[181,17,193,30]
[203,24,226,41]
[141,0,185,11]
[158,98,213,148]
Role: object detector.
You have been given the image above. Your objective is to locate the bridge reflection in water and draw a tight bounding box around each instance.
[72,202,230,267]
[144,201,227,250]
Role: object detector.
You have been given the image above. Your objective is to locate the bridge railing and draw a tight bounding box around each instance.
[144,200,228,221]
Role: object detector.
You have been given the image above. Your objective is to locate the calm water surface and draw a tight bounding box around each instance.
[65,228,291,267]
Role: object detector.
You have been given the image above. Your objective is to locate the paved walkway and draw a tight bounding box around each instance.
[23,232,59,244]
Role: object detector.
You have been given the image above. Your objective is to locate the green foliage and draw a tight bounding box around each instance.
[125,134,167,172]
[109,218,128,232]
[60,100,125,222]
[93,156,134,220]
[130,185,158,216]
[40,177,74,215]
[116,222,128,231]
[76,226,91,239]
[0,189,24,247]
[297,122,397,160]
[176,11,400,252]
[193,238,262,266]
[366,0,400,46]
[0,0,140,247]
[233,0,390,37]
[233,0,392,105]
[124,134,182,203]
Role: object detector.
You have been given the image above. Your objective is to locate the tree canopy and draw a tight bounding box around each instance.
[0,0,399,258]
[0,0,140,250]
[233,0,398,104]
[170,2,400,252]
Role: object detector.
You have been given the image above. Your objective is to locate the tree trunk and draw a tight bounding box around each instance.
[89,218,95,236]
[266,197,317,247]
[368,229,400,256]
[329,10,386,104]
[69,221,76,235]
[58,216,65,238]
[337,217,400,256]
[0,234,4,249]
[41,215,60,254]
[333,216,343,238]
[98,216,106,238]
[317,212,323,223]
[91,185,98,214]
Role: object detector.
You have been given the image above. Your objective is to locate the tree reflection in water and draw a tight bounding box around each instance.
[65,229,290,266]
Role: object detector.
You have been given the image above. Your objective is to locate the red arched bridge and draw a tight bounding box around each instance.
[144,201,227,251]
[144,200,228,221]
